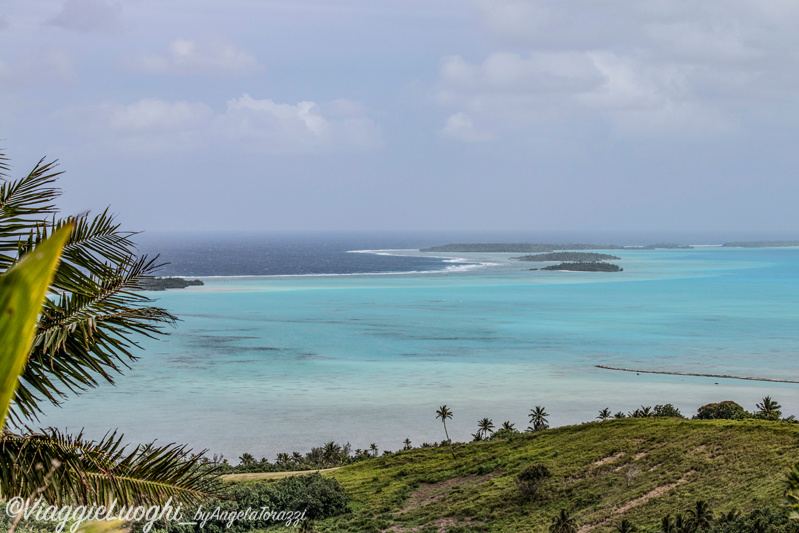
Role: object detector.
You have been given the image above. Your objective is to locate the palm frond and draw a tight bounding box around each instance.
[0,157,61,269]
[0,429,220,506]
[9,254,176,423]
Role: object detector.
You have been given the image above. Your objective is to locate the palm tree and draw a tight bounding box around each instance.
[403,438,412,451]
[686,500,714,530]
[323,441,342,465]
[528,405,549,431]
[478,417,495,439]
[436,405,456,459]
[674,514,695,533]
[239,453,256,466]
[549,509,578,533]
[0,151,217,506]
[614,411,627,419]
[616,519,636,533]
[756,396,782,420]
[502,421,516,431]
[597,408,612,421]
[660,515,676,533]
[369,443,378,457]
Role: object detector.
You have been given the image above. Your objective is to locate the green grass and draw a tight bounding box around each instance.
[298,418,799,532]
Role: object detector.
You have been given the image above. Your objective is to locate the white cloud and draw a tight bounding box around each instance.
[435,0,799,140]
[58,98,215,153]
[48,0,121,33]
[136,39,261,76]
[59,94,382,154]
[221,94,382,152]
[441,112,492,142]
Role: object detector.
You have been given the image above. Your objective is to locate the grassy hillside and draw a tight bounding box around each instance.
[303,418,799,532]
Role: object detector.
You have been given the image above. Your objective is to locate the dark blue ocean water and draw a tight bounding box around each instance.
[136,230,795,277]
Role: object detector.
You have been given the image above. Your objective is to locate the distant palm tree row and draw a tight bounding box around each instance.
[219,395,790,474]
[549,500,763,533]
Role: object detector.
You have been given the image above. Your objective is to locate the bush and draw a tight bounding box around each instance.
[160,473,348,533]
[705,508,794,533]
[516,463,551,500]
[695,401,750,420]
[654,404,684,418]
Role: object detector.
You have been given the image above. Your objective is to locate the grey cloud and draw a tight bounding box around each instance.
[438,0,799,140]
[57,95,383,154]
[49,0,121,33]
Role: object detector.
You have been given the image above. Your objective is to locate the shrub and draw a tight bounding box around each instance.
[654,404,684,418]
[695,401,750,420]
[516,463,551,500]
[162,474,348,533]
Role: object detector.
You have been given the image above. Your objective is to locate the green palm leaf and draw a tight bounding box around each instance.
[0,429,220,506]
[0,225,71,426]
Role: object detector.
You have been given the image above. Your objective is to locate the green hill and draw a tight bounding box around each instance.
[309,419,799,532]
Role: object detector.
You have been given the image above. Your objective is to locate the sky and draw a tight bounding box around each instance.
[2,0,799,234]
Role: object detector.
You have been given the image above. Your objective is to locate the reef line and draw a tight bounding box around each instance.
[595,365,799,384]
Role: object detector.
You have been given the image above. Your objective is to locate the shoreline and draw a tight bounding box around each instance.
[596,365,799,384]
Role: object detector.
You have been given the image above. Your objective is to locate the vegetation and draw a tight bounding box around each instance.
[539,261,623,272]
[516,463,551,500]
[0,150,218,508]
[151,474,348,533]
[314,417,799,532]
[139,276,204,290]
[436,405,456,459]
[514,252,622,262]
[420,243,692,253]
[722,241,799,248]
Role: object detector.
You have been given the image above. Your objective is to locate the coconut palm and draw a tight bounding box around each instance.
[501,421,516,431]
[403,438,412,451]
[528,405,549,431]
[0,151,217,506]
[686,500,714,530]
[549,509,578,533]
[756,396,782,420]
[597,408,612,421]
[614,411,626,419]
[660,515,676,533]
[616,519,636,533]
[478,417,495,439]
[323,441,342,465]
[369,443,378,457]
[436,405,456,459]
[239,453,256,466]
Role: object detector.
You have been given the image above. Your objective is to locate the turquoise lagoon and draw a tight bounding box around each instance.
[36,246,799,459]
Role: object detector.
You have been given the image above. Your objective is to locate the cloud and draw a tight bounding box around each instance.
[48,0,121,33]
[441,113,492,142]
[58,98,214,153]
[221,94,382,152]
[59,95,382,154]
[435,0,799,140]
[136,39,262,76]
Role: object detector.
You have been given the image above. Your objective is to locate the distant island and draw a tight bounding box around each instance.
[722,241,799,248]
[139,277,204,291]
[537,261,623,272]
[514,252,621,262]
[420,243,691,253]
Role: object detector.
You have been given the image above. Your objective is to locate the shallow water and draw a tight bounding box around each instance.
[34,245,799,460]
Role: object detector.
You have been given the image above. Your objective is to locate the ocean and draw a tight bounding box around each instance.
[32,232,799,461]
